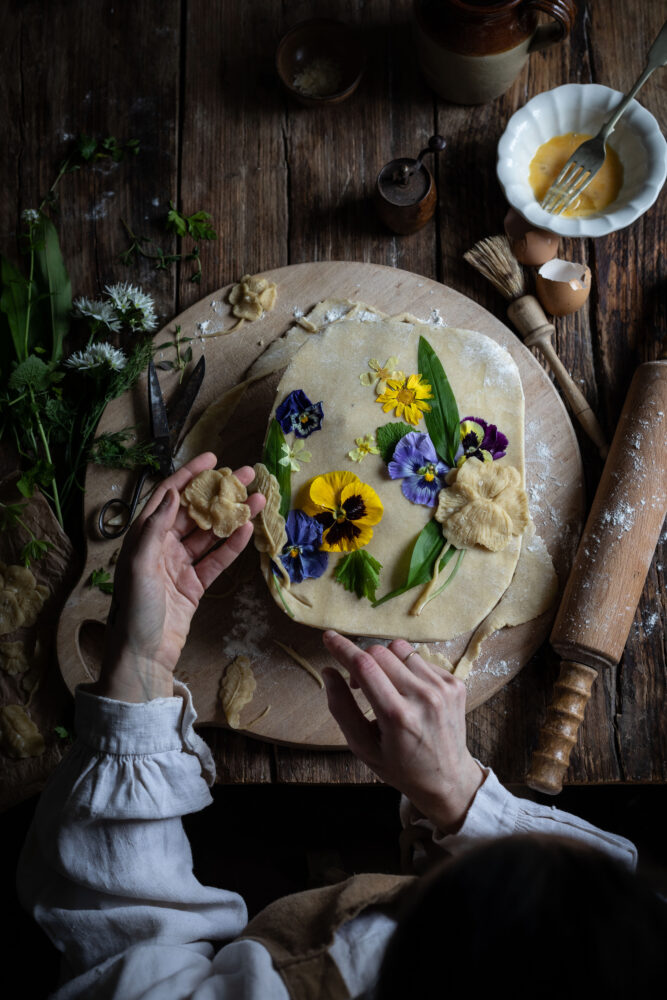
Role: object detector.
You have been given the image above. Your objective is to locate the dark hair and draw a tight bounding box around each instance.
[374,835,667,999]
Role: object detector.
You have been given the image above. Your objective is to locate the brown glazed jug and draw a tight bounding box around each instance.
[414,0,577,104]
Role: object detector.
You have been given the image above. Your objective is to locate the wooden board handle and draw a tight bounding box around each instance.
[507,295,608,459]
[526,659,597,795]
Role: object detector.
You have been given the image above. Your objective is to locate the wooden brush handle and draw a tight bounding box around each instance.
[507,296,608,459]
[526,659,597,795]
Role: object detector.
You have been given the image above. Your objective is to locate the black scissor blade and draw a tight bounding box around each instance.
[148,360,173,476]
[167,355,206,450]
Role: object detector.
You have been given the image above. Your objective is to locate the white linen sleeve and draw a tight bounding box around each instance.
[16,681,259,999]
[400,763,637,870]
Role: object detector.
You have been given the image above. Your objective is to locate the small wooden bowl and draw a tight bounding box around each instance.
[276,19,365,107]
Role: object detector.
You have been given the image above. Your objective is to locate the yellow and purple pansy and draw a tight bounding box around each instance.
[457,417,508,465]
[301,470,383,552]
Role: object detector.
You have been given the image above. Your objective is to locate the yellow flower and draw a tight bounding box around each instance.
[376,374,432,426]
[348,433,380,463]
[435,457,529,551]
[360,357,404,395]
[300,470,383,552]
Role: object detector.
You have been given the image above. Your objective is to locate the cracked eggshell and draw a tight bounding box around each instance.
[535,258,592,316]
[504,208,559,267]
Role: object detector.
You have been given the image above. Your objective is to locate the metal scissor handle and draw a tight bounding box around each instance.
[98,467,151,539]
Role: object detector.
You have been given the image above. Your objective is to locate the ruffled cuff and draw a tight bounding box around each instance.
[64,680,217,820]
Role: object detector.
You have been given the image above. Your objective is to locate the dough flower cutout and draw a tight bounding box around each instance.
[180,468,250,538]
[388,431,450,507]
[359,357,404,395]
[348,433,380,463]
[279,511,329,583]
[301,471,383,553]
[376,373,432,426]
[228,273,277,321]
[435,457,529,551]
[276,389,324,439]
[457,416,508,466]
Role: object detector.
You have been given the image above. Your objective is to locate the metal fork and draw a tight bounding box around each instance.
[541,19,667,216]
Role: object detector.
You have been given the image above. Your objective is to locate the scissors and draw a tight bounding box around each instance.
[97,356,205,539]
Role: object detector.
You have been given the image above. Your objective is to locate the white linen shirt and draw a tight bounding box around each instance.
[17,682,637,1000]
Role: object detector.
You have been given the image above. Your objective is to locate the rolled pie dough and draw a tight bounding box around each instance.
[260,303,536,643]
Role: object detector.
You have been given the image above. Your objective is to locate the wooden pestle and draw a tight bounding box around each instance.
[507,295,609,459]
[527,356,667,795]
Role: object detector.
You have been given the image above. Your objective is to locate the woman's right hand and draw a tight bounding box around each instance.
[321,631,485,833]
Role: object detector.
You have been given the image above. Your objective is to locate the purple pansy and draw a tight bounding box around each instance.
[387,432,450,507]
[276,389,324,439]
[457,416,508,463]
[279,510,329,584]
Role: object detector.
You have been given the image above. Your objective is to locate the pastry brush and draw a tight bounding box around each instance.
[464,235,608,458]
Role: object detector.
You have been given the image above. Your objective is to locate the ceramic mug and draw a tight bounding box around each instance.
[414,0,577,105]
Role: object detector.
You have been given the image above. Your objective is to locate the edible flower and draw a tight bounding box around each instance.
[64,342,127,372]
[279,511,328,583]
[388,432,450,507]
[360,357,404,395]
[301,471,383,552]
[348,433,380,463]
[276,389,324,439]
[278,439,312,472]
[457,417,508,465]
[376,374,432,426]
[435,457,529,551]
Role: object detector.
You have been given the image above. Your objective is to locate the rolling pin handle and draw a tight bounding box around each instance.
[526,659,597,795]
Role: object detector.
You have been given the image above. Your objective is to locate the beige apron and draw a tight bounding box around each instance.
[239,872,416,1000]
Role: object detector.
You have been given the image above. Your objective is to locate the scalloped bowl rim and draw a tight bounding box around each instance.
[497,83,667,237]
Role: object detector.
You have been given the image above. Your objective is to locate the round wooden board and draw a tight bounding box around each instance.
[56,261,584,748]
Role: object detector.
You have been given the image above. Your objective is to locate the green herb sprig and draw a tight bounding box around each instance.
[121,201,218,284]
[89,568,114,594]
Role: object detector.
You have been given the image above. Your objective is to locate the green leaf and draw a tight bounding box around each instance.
[33,216,72,363]
[418,336,460,467]
[20,537,53,566]
[8,354,53,394]
[262,419,291,519]
[372,519,456,608]
[335,550,383,602]
[54,725,72,740]
[1,255,31,362]
[89,568,113,594]
[376,421,414,464]
[77,133,98,161]
[166,201,188,238]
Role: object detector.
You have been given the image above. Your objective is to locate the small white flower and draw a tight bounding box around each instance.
[21,208,40,224]
[72,297,122,332]
[104,282,158,332]
[278,439,312,472]
[64,342,127,372]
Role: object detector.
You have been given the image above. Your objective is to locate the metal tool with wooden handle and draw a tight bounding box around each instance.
[527,355,667,794]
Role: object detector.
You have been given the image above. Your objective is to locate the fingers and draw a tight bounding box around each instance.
[322,631,406,723]
[134,487,180,561]
[141,452,217,525]
[388,638,457,685]
[194,520,255,590]
[322,668,379,764]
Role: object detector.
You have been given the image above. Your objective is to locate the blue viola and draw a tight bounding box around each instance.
[279,510,329,584]
[387,432,450,507]
[276,389,324,439]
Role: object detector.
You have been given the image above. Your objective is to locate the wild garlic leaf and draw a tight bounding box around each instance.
[372,519,456,608]
[418,336,460,467]
[1,256,32,362]
[34,216,72,364]
[262,419,291,519]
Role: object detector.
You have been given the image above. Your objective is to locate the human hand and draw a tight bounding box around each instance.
[91,453,265,703]
[321,631,484,833]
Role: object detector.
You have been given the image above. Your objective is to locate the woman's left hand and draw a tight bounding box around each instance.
[91,452,264,703]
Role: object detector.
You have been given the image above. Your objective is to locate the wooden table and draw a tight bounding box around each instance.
[1,0,664,789]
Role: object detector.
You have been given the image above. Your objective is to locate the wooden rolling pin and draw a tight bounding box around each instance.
[527,356,667,795]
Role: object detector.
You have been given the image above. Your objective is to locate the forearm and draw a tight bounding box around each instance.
[401,764,638,870]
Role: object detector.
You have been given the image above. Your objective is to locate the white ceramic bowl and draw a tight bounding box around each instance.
[497,83,667,237]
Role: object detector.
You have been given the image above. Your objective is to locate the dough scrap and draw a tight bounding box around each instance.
[0,562,49,635]
[229,274,277,322]
[0,641,30,676]
[220,655,257,729]
[180,468,250,538]
[454,526,558,679]
[0,703,45,758]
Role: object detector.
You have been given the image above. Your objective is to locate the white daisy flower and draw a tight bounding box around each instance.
[72,297,122,332]
[104,282,158,332]
[64,342,127,372]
